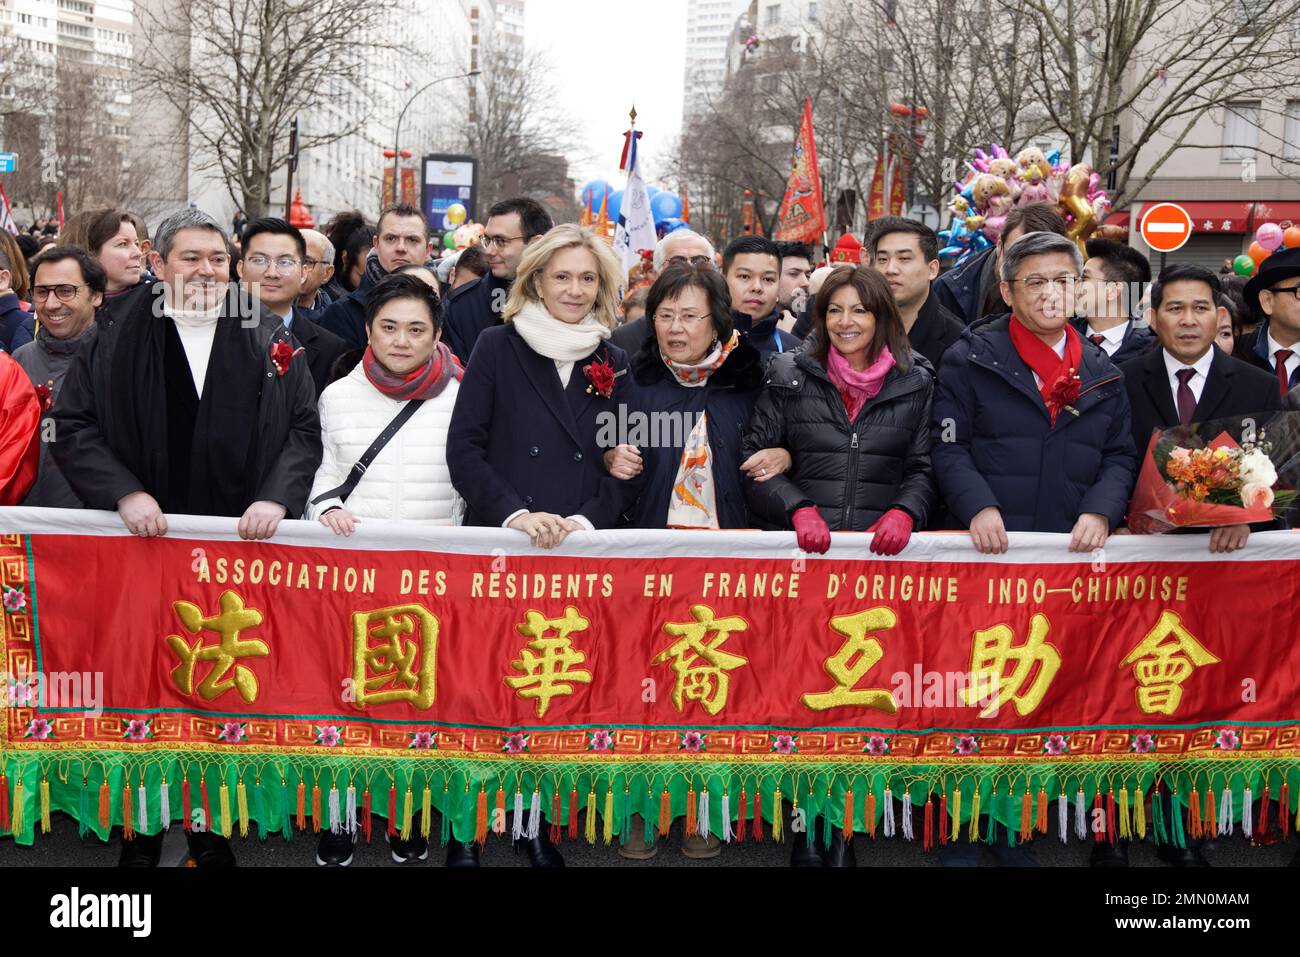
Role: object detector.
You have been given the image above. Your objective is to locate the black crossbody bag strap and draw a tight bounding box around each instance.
[310,399,423,506]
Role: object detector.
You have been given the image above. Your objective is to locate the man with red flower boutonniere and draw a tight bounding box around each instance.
[931,231,1138,866]
[50,208,323,869]
[13,245,105,507]
[447,223,637,868]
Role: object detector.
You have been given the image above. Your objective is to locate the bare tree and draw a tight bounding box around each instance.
[466,45,576,213]
[135,0,405,218]
[1014,0,1300,204]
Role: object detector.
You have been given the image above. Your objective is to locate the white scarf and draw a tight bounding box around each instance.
[511,299,610,387]
[163,300,223,397]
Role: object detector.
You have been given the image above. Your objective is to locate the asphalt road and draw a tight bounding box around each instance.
[1,811,1293,867]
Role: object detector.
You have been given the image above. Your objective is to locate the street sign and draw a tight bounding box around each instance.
[0,153,16,173]
[1139,202,1193,253]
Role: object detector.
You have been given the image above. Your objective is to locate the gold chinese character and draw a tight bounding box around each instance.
[964,613,1061,718]
[504,607,593,717]
[352,605,438,709]
[166,590,269,703]
[653,604,749,716]
[1121,610,1220,715]
[802,607,898,713]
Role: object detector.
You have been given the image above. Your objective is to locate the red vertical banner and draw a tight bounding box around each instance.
[867,157,886,220]
[400,164,418,207]
[888,157,907,215]
[381,167,395,210]
[774,98,826,242]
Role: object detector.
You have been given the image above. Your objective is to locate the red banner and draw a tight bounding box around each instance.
[774,99,825,243]
[867,156,886,220]
[2,510,1298,843]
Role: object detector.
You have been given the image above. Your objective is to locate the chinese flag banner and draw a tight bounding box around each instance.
[2,509,1298,847]
[774,98,826,243]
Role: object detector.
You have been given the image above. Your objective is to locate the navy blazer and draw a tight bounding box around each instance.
[442,272,511,364]
[447,323,636,528]
[931,316,1138,532]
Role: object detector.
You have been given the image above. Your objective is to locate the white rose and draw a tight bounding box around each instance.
[1241,482,1275,510]
[1238,449,1277,488]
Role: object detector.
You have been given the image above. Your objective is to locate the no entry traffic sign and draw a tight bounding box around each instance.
[1140,202,1193,253]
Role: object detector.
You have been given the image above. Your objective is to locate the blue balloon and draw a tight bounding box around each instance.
[606,190,624,224]
[580,180,611,214]
[646,185,662,200]
[650,192,683,224]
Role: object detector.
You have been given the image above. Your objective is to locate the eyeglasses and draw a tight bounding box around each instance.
[1269,284,1300,301]
[244,255,301,270]
[302,258,325,269]
[666,255,714,268]
[33,284,88,303]
[482,234,524,249]
[1009,276,1079,295]
[653,311,710,327]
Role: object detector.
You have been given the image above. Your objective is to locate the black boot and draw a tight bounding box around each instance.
[316,827,359,866]
[387,812,429,864]
[445,838,481,868]
[186,831,236,867]
[118,830,163,868]
[789,830,824,867]
[819,830,857,867]
[1156,843,1210,867]
[515,824,564,867]
[1091,840,1129,867]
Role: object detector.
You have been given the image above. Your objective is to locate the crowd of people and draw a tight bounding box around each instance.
[1,193,1298,870]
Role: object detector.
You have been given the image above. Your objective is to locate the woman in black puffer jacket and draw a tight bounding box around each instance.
[743,266,935,554]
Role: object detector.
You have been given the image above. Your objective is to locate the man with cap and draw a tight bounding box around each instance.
[1239,247,1300,400]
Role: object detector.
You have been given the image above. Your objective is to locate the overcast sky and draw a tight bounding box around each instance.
[525,0,688,191]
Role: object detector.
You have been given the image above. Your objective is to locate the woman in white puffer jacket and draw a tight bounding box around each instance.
[307,273,463,531]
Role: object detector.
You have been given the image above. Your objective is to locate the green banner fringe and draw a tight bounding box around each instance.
[0,751,1296,848]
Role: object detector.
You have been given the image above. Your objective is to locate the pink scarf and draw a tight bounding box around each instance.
[826,345,895,422]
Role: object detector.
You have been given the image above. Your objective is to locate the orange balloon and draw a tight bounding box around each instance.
[1249,241,1269,264]
[1285,226,1300,249]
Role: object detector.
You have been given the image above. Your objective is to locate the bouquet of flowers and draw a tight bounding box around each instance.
[1126,418,1298,532]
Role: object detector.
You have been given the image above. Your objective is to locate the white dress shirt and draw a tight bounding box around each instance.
[1083,321,1127,357]
[1162,347,1215,407]
[1266,330,1300,384]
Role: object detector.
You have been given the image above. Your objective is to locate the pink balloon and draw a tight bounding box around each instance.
[1257,222,1284,252]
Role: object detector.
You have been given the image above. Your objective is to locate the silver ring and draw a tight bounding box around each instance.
[760,468,766,476]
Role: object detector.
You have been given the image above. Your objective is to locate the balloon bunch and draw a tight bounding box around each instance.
[437,208,485,258]
[578,179,689,235]
[1232,222,1300,277]
[939,143,1123,261]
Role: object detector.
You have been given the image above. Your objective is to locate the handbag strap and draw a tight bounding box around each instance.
[310,399,423,506]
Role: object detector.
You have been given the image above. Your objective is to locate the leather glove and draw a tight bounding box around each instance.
[868,508,914,556]
[791,506,831,554]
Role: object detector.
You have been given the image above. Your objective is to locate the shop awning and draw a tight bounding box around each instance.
[1251,201,1300,226]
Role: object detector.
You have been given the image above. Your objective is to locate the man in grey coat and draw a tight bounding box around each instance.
[14,245,105,508]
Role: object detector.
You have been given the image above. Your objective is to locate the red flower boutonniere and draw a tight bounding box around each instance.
[270,339,304,376]
[1046,369,1082,423]
[583,352,616,399]
[33,381,53,412]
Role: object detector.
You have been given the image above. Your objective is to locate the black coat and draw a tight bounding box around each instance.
[622,337,765,529]
[933,247,1000,325]
[732,307,800,367]
[1119,345,1283,458]
[447,324,636,528]
[0,292,34,353]
[442,272,511,364]
[1069,317,1157,367]
[315,271,376,349]
[743,349,936,531]
[1237,320,1300,393]
[289,309,348,398]
[50,282,323,516]
[610,315,648,354]
[908,291,965,372]
[931,315,1137,532]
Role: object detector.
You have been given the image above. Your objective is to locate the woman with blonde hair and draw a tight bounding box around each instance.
[446,224,634,867]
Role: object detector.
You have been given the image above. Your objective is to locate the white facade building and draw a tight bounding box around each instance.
[682,0,750,120]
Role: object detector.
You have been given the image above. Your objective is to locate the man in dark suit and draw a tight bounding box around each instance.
[441,197,553,363]
[1071,237,1156,366]
[611,228,716,354]
[239,218,347,396]
[865,216,964,371]
[1237,247,1300,399]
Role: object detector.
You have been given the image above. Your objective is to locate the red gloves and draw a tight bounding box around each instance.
[868,508,914,556]
[792,506,831,554]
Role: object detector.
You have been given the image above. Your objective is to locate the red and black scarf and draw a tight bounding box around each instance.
[362,341,463,401]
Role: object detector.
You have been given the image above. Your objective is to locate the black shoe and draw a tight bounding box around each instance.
[445,838,481,868]
[118,830,163,868]
[514,826,564,867]
[186,830,236,867]
[316,827,359,867]
[818,830,857,867]
[1091,841,1130,867]
[387,816,429,864]
[1156,843,1210,867]
[789,831,824,867]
